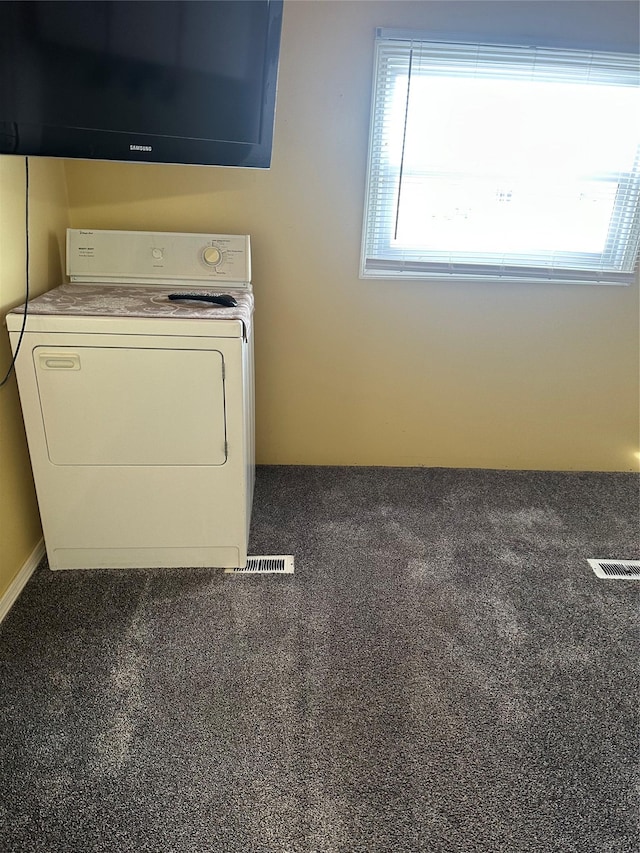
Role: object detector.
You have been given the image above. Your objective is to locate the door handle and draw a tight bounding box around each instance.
[38,354,81,370]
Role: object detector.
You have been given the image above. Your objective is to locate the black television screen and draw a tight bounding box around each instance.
[0,0,283,167]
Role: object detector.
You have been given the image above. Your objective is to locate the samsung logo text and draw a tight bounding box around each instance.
[130,144,152,152]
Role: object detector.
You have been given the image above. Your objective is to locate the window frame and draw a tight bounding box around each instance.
[360,30,640,286]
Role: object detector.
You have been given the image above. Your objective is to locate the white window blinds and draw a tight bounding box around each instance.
[361,32,640,284]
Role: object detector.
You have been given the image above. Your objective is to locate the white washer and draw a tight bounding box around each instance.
[7,229,255,570]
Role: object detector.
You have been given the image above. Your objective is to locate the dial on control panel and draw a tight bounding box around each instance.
[203,246,223,267]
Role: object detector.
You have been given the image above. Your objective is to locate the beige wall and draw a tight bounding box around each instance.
[0,156,69,598]
[63,1,640,472]
[0,3,637,599]
[0,1,634,573]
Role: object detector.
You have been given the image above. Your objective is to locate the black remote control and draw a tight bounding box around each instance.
[168,293,238,307]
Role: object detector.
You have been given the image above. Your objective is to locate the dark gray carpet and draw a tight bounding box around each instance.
[1,466,639,853]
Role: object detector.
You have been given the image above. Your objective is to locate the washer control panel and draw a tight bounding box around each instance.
[67,229,251,288]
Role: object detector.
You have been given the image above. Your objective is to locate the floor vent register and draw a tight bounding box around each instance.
[225,556,295,575]
[588,559,640,580]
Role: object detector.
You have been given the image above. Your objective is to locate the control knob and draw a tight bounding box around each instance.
[202,246,223,267]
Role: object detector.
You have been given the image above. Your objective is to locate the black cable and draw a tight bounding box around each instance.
[0,156,29,388]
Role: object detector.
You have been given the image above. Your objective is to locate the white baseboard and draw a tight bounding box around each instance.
[0,539,45,625]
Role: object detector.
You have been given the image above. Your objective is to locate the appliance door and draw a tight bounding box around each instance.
[34,345,227,466]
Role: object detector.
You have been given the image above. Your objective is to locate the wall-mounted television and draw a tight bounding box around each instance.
[0,0,283,168]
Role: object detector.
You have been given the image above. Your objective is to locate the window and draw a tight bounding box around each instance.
[361,32,640,284]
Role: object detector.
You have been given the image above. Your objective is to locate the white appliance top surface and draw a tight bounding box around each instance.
[10,283,254,329]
